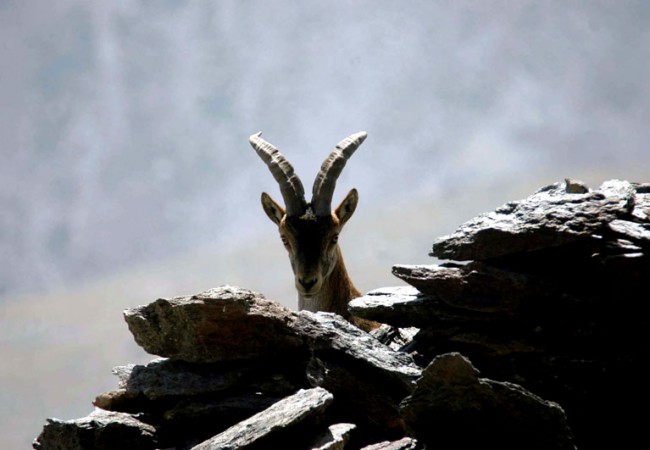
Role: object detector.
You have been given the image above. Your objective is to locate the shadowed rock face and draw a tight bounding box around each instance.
[191,387,334,450]
[36,179,646,450]
[400,353,576,450]
[351,179,650,449]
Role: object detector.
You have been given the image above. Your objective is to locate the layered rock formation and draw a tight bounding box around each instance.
[351,179,650,449]
[33,285,574,449]
[35,179,646,449]
[34,287,424,449]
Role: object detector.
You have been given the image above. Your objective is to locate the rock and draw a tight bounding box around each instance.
[631,190,650,222]
[296,311,421,437]
[120,289,422,444]
[633,182,650,193]
[607,219,650,245]
[350,285,520,329]
[598,179,637,208]
[386,262,604,354]
[564,178,589,194]
[33,409,156,450]
[93,389,143,413]
[117,292,423,446]
[296,311,421,388]
[349,286,438,328]
[34,179,650,450]
[123,286,304,362]
[308,423,356,450]
[93,356,309,448]
[191,387,333,450]
[400,353,576,450]
[360,437,420,449]
[110,357,304,401]
[392,262,569,315]
[371,325,419,352]
[432,180,636,261]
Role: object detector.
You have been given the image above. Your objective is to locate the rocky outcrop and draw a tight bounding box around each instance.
[35,286,422,449]
[33,409,156,450]
[430,179,640,261]
[400,353,574,450]
[36,179,645,449]
[123,287,304,362]
[351,179,650,449]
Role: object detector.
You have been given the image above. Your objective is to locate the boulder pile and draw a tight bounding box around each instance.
[35,286,423,449]
[351,179,650,449]
[35,179,648,449]
[33,286,574,449]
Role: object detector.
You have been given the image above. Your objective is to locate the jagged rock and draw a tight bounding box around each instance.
[308,423,356,450]
[400,353,576,450]
[371,325,419,351]
[296,311,421,387]
[121,287,421,443]
[125,288,419,386]
[563,177,589,194]
[386,262,604,355]
[191,387,333,450]
[117,291,424,445]
[33,409,156,450]
[432,179,636,261]
[631,190,650,222]
[360,437,420,449]
[633,182,650,193]
[111,357,303,400]
[33,179,650,450]
[296,311,421,438]
[349,286,472,328]
[392,262,572,315]
[123,286,304,363]
[93,356,308,448]
[607,219,650,245]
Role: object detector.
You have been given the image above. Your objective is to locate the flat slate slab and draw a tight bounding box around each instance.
[349,286,490,328]
[295,311,421,387]
[431,179,637,261]
[123,286,304,363]
[33,409,157,450]
[191,387,333,450]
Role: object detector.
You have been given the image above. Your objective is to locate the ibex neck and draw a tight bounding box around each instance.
[298,248,360,320]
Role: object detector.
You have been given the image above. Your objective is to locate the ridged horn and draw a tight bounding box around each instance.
[311,131,367,216]
[249,132,307,216]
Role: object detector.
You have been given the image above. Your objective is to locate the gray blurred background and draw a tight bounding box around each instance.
[1,1,648,447]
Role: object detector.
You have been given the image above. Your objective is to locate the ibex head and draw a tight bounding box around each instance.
[249,131,366,300]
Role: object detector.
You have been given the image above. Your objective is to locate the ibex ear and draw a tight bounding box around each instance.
[261,192,285,225]
[334,188,358,227]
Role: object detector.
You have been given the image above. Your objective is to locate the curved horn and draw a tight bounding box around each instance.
[249,132,307,216]
[311,131,367,216]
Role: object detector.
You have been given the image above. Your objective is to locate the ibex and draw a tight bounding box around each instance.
[250,131,378,331]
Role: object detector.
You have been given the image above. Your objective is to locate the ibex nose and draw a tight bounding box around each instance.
[298,277,318,292]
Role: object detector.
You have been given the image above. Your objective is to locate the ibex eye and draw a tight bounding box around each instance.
[281,236,289,246]
[331,234,339,244]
